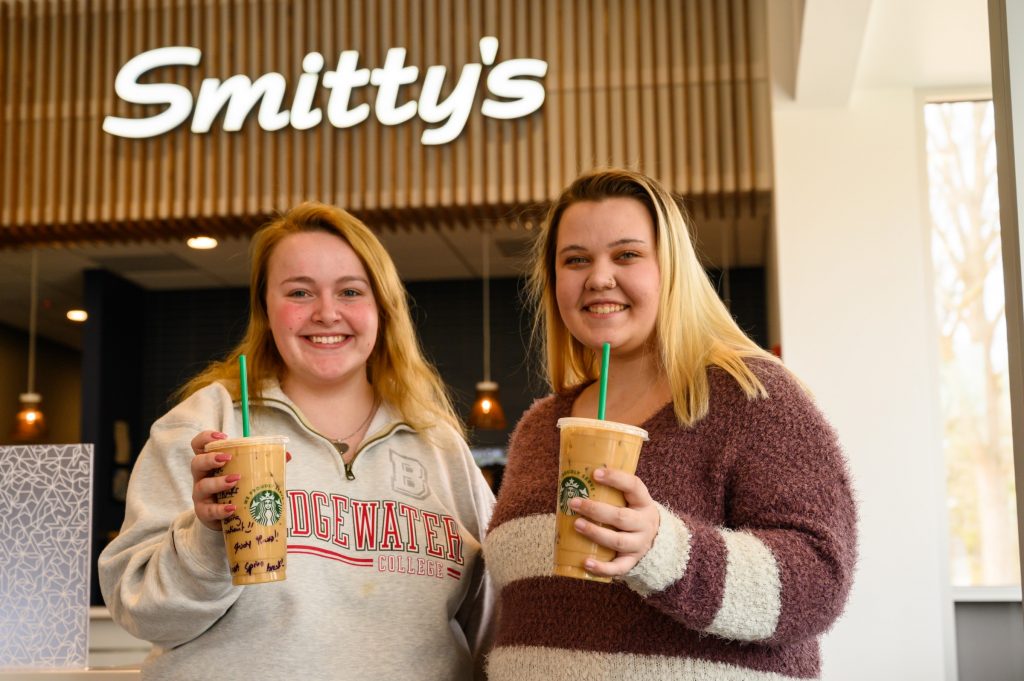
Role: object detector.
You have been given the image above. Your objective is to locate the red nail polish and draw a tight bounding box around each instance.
[212,432,228,440]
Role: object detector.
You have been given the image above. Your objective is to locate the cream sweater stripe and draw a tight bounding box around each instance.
[486,645,809,681]
[705,529,782,641]
[621,502,691,596]
[485,504,695,596]
[484,513,555,588]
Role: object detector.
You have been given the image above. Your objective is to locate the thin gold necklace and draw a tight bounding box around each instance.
[333,399,378,455]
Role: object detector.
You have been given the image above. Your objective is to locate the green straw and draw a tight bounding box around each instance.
[597,342,610,420]
[239,354,251,437]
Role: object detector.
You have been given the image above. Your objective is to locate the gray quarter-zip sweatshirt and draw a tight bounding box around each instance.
[99,380,495,681]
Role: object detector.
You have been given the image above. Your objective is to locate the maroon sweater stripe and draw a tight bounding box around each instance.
[495,578,820,678]
[647,518,727,630]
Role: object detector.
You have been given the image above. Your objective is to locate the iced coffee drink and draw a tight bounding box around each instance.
[554,417,648,582]
[205,435,289,585]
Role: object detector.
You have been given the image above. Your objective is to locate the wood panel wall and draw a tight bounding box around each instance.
[0,0,772,246]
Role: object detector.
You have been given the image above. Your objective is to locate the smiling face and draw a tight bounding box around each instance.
[554,197,661,359]
[265,230,379,392]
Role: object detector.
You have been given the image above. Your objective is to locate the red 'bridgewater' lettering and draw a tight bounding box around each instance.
[287,489,464,564]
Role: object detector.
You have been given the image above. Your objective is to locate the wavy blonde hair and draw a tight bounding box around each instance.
[528,168,783,426]
[181,201,462,436]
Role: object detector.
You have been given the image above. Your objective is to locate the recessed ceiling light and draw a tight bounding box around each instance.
[66,309,88,322]
[187,236,218,250]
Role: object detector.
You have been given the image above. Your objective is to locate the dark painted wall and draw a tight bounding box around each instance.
[407,277,545,448]
[0,323,82,445]
[709,267,768,349]
[82,269,146,608]
[141,288,251,420]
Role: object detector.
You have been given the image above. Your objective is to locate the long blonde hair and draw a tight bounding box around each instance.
[528,168,782,426]
[181,201,462,436]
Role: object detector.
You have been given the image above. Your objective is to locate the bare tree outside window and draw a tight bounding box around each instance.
[925,99,1020,587]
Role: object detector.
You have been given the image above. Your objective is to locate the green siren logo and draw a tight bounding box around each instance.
[558,475,591,516]
[248,488,283,526]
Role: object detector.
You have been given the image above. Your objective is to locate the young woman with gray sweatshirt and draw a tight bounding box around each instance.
[100,202,494,680]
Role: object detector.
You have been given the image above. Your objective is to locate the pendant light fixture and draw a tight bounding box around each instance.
[469,228,507,430]
[12,250,47,442]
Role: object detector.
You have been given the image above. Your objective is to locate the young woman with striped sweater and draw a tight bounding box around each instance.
[483,168,856,681]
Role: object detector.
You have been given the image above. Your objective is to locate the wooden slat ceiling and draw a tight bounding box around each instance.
[0,0,772,248]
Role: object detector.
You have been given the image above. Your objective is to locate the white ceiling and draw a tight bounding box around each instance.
[854,0,992,90]
[0,0,995,350]
[773,0,991,107]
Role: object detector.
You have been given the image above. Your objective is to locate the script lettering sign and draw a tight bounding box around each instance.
[103,36,547,145]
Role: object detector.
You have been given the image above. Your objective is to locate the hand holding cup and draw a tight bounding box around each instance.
[190,430,237,532]
[566,466,661,578]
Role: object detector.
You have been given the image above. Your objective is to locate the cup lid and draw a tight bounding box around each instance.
[556,417,649,441]
[204,435,289,452]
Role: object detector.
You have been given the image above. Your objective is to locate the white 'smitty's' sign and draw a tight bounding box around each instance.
[103,36,547,145]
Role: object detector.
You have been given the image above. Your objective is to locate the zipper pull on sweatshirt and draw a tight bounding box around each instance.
[330,440,356,480]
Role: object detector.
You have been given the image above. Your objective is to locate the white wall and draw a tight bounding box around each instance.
[772,88,953,680]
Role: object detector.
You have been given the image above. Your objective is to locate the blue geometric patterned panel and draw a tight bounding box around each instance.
[0,445,93,669]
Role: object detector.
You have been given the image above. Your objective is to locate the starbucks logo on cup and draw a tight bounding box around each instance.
[558,475,590,516]
[248,489,283,526]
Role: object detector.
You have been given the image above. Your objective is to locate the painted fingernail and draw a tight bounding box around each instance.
[215,454,232,462]
[286,451,293,463]
[226,474,241,483]
[212,432,228,440]
[224,505,236,514]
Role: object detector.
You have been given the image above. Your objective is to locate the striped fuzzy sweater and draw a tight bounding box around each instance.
[483,360,857,680]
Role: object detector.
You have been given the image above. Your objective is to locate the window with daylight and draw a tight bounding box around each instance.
[924,99,1020,588]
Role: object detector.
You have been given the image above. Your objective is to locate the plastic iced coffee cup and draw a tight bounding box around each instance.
[205,435,289,585]
[554,417,648,582]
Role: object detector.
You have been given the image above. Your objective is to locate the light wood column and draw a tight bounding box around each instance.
[988,0,1024,611]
